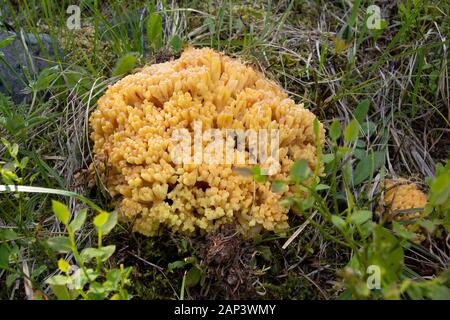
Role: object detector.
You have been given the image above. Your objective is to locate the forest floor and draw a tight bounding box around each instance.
[0,0,449,300]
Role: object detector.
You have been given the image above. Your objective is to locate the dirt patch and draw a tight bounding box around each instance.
[198,224,257,299]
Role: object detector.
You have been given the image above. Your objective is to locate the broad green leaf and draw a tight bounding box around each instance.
[353,148,366,160]
[353,151,385,185]
[46,275,69,286]
[361,121,377,136]
[392,221,415,239]
[30,66,60,92]
[69,208,87,232]
[71,268,99,290]
[354,99,370,123]
[47,236,72,253]
[99,211,118,235]
[112,53,138,77]
[93,211,109,228]
[322,153,335,164]
[300,197,315,211]
[80,245,116,262]
[52,200,70,225]
[331,215,346,231]
[418,220,436,233]
[168,260,188,272]
[0,244,10,268]
[368,226,404,282]
[290,159,310,183]
[428,166,450,206]
[0,229,18,241]
[350,210,372,225]
[315,184,330,191]
[48,284,72,300]
[427,284,450,300]
[170,35,183,52]
[6,273,18,287]
[147,12,163,51]
[106,269,122,287]
[344,119,359,142]
[271,180,285,193]
[185,266,201,288]
[329,119,341,141]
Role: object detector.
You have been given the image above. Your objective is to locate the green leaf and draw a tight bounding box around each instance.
[168,260,188,272]
[0,244,10,268]
[418,220,436,233]
[368,226,404,282]
[427,284,450,300]
[344,119,359,143]
[6,273,18,287]
[329,119,341,141]
[52,200,70,225]
[300,197,315,211]
[185,266,201,288]
[350,210,373,225]
[353,99,370,123]
[290,159,311,183]
[99,211,118,235]
[147,12,163,52]
[428,165,450,206]
[353,148,366,160]
[93,211,109,228]
[50,284,77,300]
[353,151,385,185]
[257,245,272,261]
[322,153,335,164]
[170,35,183,52]
[71,268,99,290]
[30,66,60,92]
[314,184,330,191]
[331,215,346,231]
[271,180,285,193]
[0,34,16,49]
[47,236,72,253]
[361,121,377,136]
[69,208,87,232]
[0,229,18,241]
[112,53,138,77]
[392,221,416,239]
[80,245,116,262]
[252,166,267,183]
[313,117,320,138]
[106,269,122,288]
[46,275,70,286]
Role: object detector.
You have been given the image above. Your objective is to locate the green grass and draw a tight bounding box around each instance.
[0,0,449,300]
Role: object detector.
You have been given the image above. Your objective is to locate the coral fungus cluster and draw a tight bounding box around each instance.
[90,47,324,236]
[382,179,428,242]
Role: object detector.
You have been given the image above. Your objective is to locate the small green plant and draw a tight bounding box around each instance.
[45,201,132,300]
[168,256,205,299]
[254,103,449,300]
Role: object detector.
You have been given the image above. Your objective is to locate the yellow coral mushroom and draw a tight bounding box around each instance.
[382,178,428,242]
[89,47,324,236]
